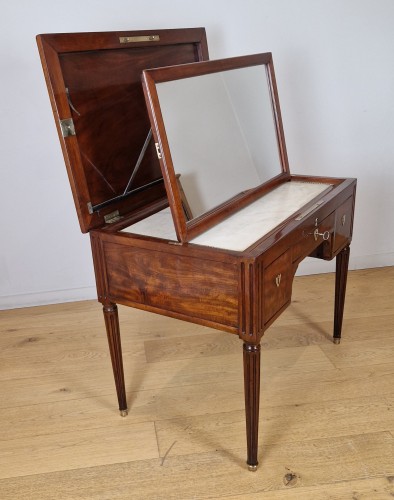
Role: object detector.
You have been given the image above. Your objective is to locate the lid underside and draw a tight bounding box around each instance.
[37,28,208,232]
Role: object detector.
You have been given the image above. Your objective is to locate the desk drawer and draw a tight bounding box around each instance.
[292,211,335,264]
[333,197,353,252]
[263,249,292,324]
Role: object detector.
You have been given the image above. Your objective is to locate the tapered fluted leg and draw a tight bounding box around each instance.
[333,245,350,344]
[243,342,261,471]
[103,303,128,416]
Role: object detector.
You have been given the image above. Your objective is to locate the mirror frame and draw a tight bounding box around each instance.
[142,52,290,242]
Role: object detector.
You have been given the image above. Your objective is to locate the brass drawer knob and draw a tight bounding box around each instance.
[275,273,282,287]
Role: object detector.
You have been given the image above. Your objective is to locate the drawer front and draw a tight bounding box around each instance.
[333,197,353,252]
[263,249,292,324]
[292,211,335,264]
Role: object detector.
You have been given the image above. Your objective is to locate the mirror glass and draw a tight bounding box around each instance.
[156,64,283,220]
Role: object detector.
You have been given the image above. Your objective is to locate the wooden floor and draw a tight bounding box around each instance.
[0,267,393,499]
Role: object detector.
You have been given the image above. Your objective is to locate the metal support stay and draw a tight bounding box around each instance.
[123,129,153,195]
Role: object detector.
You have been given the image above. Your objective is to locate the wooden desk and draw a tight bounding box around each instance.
[37,28,356,471]
[91,176,355,470]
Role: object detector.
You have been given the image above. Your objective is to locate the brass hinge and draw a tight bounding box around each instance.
[119,35,160,44]
[60,118,76,137]
[155,143,162,159]
[104,210,121,224]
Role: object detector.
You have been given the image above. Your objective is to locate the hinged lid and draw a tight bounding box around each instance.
[37,28,209,232]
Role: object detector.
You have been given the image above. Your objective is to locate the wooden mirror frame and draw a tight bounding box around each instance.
[142,52,291,242]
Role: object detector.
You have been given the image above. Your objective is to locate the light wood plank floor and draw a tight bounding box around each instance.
[0,267,393,499]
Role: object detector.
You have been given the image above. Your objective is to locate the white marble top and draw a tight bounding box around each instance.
[123,207,178,241]
[122,181,331,252]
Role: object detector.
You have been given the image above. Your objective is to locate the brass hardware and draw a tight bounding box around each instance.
[333,338,341,345]
[341,214,346,226]
[87,202,93,214]
[315,217,319,227]
[295,200,324,221]
[66,87,81,116]
[60,118,76,137]
[313,228,330,241]
[275,273,282,287]
[119,35,160,44]
[104,210,121,224]
[155,142,162,159]
[120,409,128,417]
[248,464,258,472]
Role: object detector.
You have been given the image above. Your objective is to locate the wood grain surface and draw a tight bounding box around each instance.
[0,267,393,499]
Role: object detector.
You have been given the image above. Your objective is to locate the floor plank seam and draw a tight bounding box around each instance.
[0,420,158,445]
[0,268,392,497]
[153,420,161,458]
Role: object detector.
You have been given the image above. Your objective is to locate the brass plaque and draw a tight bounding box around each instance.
[119,35,160,44]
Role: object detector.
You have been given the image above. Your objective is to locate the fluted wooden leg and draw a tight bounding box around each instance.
[333,245,350,344]
[243,342,261,471]
[103,303,128,416]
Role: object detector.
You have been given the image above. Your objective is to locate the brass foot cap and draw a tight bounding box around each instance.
[248,464,258,472]
[333,338,341,345]
[120,409,128,417]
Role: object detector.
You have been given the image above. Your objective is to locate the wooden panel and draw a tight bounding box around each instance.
[37,28,209,232]
[333,196,354,253]
[292,212,335,264]
[59,44,199,207]
[102,241,239,327]
[263,250,292,324]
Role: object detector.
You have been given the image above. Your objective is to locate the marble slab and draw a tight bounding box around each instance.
[122,207,177,241]
[122,181,332,252]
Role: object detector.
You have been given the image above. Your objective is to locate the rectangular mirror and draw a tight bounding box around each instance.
[142,53,290,242]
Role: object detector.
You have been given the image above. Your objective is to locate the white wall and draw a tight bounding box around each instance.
[1,0,393,309]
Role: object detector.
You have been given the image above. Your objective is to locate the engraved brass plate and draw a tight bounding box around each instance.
[119,35,160,44]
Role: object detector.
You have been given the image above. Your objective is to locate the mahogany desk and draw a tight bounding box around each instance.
[37,28,356,471]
